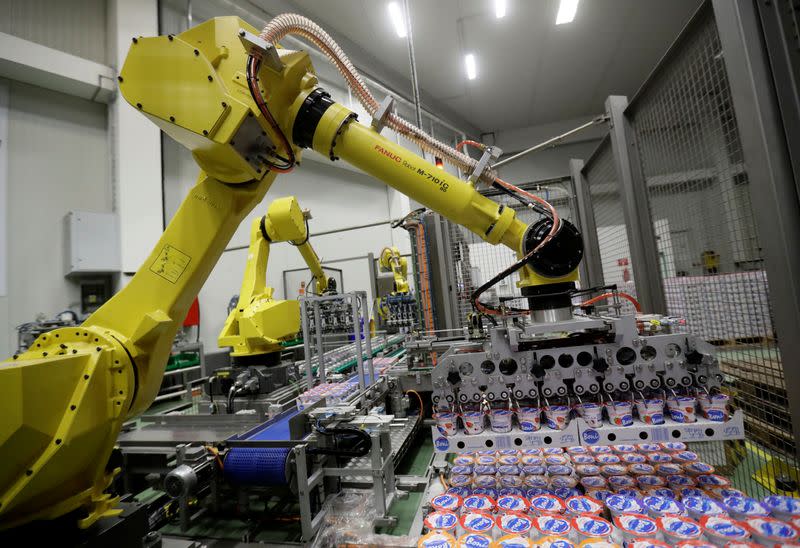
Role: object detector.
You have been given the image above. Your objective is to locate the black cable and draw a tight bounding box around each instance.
[309,422,371,458]
[245,55,295,172]
[288,218,310,247]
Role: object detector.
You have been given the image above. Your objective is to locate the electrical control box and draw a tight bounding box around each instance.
[63,211,120,276]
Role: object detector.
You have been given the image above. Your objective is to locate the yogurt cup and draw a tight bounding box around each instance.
[459,511,495,538]
[537,537,576,548]
[683,496,727,521]
[497,450,520,456]
[418,531,457,548]
[661,442,687,452]
[489,409,514,433]
[614,513,659,544]
[522,465,547,476]
[667,396,697,423]
[529,494,566,515]
[516,407,541,432]
[462,494,495,514]
[546,454,570,466]
[434,412,459,436]
[532,514,572,537]
[700,515,751,546]
[550,476,579,489]
[613,444,638,454]
[577,402,605,428]
[674,542,716,548]
[697,393,730,422]
[462,410,487,435]
[580,476,608,490]
[617,489,643,499]
[656,463,683,476]
[637,475,667,489]
[452,465,474,476]
[572,514,614,541]
[596,454,622,465]
[638,444,662,452]
[526,488,553,499]
[673,451,699,464]
[474,475,498,489]
[588,445,612,454]
[457,532,493,548]
[473,465,497,476]
[493,534,533,547]
[544,447,566,455]
[472,488,497,499]
[636,398,666,425]
[545,405,572,430]
[678,487,706,500]
[567,446,590,455]
[498,455,520,466]
[600,464,628,477]
[605,400,634,426]
[576,464,602,477]
[666,474,696,488]
[629,463,656,476]
[455,455,476,466]
[495,511,533,538]
[498,488,525,498]
[657,515,703,543]
[573,454,597,465]
[707,488,745,500]
[722,497,769,520]
[565,496,604,516]
[548,465,575,477]
[622,454,648,464]
[451,474,473,489]
[424,510,459,535]
[498,464,521,476]
[520,454,544,466]
[647,453,673,464]
[554,487,582,500]
[643,495,686,518]
[433,494,464,513]
[604,494,645,517]
[608,475,638,491]
[645,487,677,499]
[475,455,497,466]
[521,448,542,456]
[684,462,715,476]
[496,494,529,514]
[761,495,800,521]
[744,516,800,545]
[696,474,730,488]
[523,475,549,489]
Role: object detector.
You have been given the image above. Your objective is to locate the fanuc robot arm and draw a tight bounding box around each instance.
[218,196,327,358]
[0,15,581,528]
[379,246,410,295]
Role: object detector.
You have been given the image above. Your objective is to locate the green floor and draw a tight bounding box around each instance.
[377,435,434,536]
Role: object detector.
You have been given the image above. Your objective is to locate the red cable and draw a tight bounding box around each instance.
[580,292,642,313]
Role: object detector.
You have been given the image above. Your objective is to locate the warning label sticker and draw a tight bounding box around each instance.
[150,244,191,284]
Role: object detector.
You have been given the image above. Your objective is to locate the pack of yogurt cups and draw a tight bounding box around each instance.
[420,446,800,547]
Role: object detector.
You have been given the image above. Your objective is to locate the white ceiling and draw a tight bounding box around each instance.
[265,0,701,133]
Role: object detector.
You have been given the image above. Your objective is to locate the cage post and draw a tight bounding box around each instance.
[571,158,604,288]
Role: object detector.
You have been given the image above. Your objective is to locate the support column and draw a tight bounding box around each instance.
[107,0,162,275]
[570,159,603,288]
[605,95,666,314]
[713,0,800,457]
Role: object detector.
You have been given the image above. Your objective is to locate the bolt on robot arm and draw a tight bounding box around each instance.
[0,15,580,529]
[219,195,327,358]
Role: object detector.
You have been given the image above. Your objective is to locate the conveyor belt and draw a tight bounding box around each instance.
[224,409,301,486]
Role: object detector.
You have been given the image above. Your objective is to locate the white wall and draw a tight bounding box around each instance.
[0,80,110,356]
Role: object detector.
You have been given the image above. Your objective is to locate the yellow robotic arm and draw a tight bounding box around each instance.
[379,246,410,295]
[218,196,327,358]
[0,15,582,529]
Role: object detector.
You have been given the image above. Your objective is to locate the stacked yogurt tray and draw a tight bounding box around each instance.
[296,379,360,410]
[417,444,800,547]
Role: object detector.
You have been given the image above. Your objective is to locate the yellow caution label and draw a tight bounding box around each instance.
[150,244,191,284]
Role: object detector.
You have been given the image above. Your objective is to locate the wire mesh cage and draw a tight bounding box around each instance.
[582,137,640,315]
[444,178,578,329]
[624,3,796,495]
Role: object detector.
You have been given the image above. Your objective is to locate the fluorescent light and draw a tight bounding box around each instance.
[465,53,477,80]
[388,2,407,38]
[495,0,506,18]
[556,0,579,25]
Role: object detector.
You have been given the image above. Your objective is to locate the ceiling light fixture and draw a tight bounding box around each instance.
[388,2,407,38]
[495,0,506,19]
[556,0,579,25]
[465,53,477,80]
